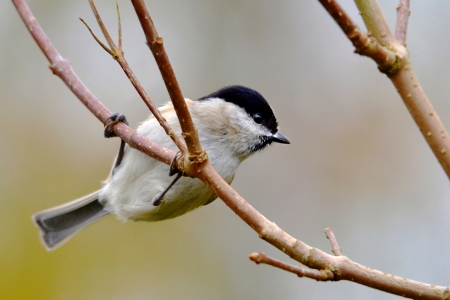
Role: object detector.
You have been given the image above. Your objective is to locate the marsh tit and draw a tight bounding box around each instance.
[33,85,290,250]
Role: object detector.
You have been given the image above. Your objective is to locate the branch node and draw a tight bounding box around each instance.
[377,54,402,78]
[249,252,264,264]
[258,228,271,240]
[318,0,402,77]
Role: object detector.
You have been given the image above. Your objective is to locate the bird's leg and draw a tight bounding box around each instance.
[112,140,127,173]
[169,150,184,176]
[104,113,129,172]
[152,152,184,206]
[152,172,182,206]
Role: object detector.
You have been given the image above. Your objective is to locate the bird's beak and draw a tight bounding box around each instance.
[271,132,290,144]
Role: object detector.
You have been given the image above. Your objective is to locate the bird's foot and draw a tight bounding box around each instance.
[104,113,129,138]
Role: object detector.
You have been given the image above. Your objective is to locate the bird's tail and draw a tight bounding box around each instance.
[33,190,110,251]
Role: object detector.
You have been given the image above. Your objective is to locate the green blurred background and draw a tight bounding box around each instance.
[2,0,450,299]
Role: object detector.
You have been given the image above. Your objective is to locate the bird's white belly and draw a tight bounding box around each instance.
[100,147,238,222]
[99,108,241,222]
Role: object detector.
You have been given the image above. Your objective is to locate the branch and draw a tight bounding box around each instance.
[195,164,450,299]
[325,228,342,256]
[354,0,397,46]
[80,0,188,155]
[11,0,175,167]
[130,0,205,167]
[12,0,450,299]
[318,0,450,182]
[249,252,335,281]
[395,0,411,46]
[318,0,398,76]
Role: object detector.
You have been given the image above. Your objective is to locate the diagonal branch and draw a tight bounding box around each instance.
[11,0,175,167]
[195,163,450,299]
[130,0,204,166]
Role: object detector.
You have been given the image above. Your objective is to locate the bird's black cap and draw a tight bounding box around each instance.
[198,85,278,134]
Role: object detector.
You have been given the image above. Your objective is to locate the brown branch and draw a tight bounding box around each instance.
[12,0,450,298]
[317,0,399,76]
[391,60,450,178]
[116,2,122,50]
[11,0,175,167]
[318,0,450,181]
[354,0,397,46]
[130,0,204,167]
[195,163,449,299]
[395,0,411,46]
[249,252,335,281]
[325,228,342,256]
[82,0,188,155]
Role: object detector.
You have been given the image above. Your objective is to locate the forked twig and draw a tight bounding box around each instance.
[319,0,450,182]
[82,0,188,155]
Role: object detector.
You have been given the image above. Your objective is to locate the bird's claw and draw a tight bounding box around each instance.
[169,151,184,176]
[104,113,129,138]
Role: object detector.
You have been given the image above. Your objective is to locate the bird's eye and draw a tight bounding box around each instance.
[253,113,263,124]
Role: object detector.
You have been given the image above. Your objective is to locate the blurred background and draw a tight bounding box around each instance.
[2,0,450,299]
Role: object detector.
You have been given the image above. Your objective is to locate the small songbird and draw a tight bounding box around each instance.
[33,85,290,250]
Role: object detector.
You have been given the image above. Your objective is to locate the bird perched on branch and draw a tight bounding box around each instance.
[33,85,290,250]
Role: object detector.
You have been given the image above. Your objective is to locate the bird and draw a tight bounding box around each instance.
[33,85,290,250]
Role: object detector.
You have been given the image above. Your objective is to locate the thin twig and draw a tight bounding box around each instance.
[395,0,411,46]
[88,1,116,51]
[116,2,122,50]
[325,228,342,256]
[249,253,335,281]
[83,1,188,154]
[80,18,114,56]
[130,0,205,168]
